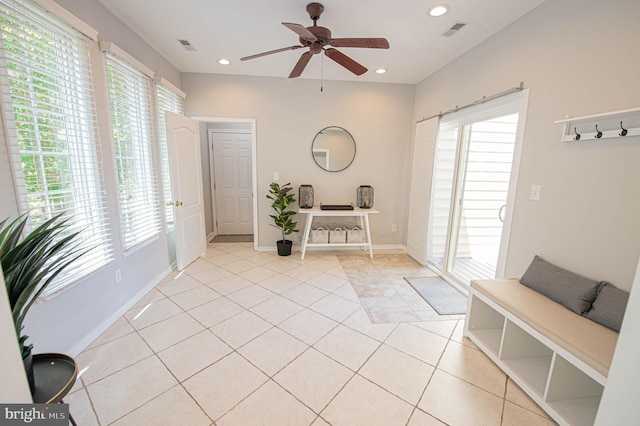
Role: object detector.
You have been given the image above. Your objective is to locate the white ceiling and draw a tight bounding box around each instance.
[97,0,547,85]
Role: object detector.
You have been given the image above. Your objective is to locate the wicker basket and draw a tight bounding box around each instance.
[346,227,364,243]
[310,226,329,244]
[329,227,346,243]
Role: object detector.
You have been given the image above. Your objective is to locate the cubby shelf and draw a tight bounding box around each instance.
[465,292,605,426]
[555,106,640,142]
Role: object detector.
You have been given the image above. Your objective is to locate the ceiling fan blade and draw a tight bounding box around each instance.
[289,51,313,78]
[282,22,317,42]
[324,48,367,76]
[241,45,304,61]
[331,38,390,49]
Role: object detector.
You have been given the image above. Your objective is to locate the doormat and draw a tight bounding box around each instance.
[404,277,467,315]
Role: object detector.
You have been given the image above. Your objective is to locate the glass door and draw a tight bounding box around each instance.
[427,92,526,285]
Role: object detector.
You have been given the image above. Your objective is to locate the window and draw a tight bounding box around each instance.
[155,79,185,228]
[104,51,161,252]
[0,0,113,295]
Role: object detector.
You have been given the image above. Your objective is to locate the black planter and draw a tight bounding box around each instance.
[276,239,293,256]
[23,352,35,394]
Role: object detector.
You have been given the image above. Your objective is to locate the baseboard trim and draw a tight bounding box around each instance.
[257,244,406,253]
[66,266,173,357]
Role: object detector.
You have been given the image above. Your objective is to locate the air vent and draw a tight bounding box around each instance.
[177,39,197,52]
[442,22,468,37]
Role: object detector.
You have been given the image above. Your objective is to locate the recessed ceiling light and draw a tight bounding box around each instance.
[218,58,231,65]
[428,4,450,17]
[375,68,387,74]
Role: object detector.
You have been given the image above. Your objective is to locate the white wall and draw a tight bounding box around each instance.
[53,0,180,87]
[413,0,640,289]
[0,267,32,403]
[182,74,415,249]
[595,257,640,424]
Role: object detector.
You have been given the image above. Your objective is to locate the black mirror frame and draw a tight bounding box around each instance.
[311,126,356,172]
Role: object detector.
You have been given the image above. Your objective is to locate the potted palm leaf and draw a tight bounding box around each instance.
[0,213,87,392]
[266,182,298,256]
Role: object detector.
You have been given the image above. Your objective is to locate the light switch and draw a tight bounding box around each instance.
[273,172,279,181]
[530,184,541,201]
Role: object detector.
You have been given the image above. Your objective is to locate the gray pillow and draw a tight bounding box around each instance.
[586,282,629,332]
[521,255,600,315]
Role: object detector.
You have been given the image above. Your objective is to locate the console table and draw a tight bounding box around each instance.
[298,207,378,260]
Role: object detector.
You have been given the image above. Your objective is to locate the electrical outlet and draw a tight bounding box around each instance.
[391,224,397,232]
[115,269,122,284]
[273,172,279,181]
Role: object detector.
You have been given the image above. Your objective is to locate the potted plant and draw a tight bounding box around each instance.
[266,182,298,256]
[1,213,86,392]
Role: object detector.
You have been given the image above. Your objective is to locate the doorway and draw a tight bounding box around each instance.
[199,119,257,248]
[427,91,528,285]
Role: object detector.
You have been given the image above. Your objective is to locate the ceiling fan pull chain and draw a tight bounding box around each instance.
[321,51,324,92]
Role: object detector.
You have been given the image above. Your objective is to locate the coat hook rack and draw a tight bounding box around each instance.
[555,106,640,142]
[619,121,628,136]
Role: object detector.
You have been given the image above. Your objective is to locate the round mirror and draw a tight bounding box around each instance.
[311,126,356,172]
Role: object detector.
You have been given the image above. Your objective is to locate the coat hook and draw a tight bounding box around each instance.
[595,124,602,139]
[573,127,581,140]
[619,121,628,137]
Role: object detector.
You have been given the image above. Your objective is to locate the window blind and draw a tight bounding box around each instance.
[105,52,161,252]
[155,80,185,229]
[0,0,113,296]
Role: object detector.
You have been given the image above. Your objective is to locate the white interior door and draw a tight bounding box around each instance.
[166,112,206,270]
[211,131,253,234]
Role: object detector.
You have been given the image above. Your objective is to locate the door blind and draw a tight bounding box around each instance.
[156,81,185,229]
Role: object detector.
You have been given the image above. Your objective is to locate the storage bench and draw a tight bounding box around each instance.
[464,278,619,426]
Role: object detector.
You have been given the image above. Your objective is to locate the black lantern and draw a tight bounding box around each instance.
[357,185,374,209]
[299,185,314,208]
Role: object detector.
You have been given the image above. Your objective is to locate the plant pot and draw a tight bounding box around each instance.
[276,239,293,256]
[23,352,35,394]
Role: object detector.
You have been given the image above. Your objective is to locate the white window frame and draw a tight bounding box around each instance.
[0,0,114,296]
[103,43,162,253]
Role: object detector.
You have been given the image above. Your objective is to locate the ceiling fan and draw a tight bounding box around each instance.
[240,2,390,78]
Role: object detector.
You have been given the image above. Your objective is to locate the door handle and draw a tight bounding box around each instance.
[176,201,183,206]
[498,204,506,223]
[167,201,175,206]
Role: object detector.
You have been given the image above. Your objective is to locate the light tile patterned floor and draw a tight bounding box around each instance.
[68,245,555,425]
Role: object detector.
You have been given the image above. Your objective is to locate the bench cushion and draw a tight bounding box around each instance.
[472,278,618,377]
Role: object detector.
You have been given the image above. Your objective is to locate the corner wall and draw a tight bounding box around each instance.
[413,0,640,289]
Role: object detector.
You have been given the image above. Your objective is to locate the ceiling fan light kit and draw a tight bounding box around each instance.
[240,2,389,79]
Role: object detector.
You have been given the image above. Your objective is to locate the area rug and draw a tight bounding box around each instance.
[404,277,467,315]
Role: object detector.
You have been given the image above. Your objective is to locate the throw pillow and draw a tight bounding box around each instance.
[586,282,629,332]
[521,255,600,315]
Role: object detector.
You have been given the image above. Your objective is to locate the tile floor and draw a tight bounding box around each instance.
[68,244,556,425]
